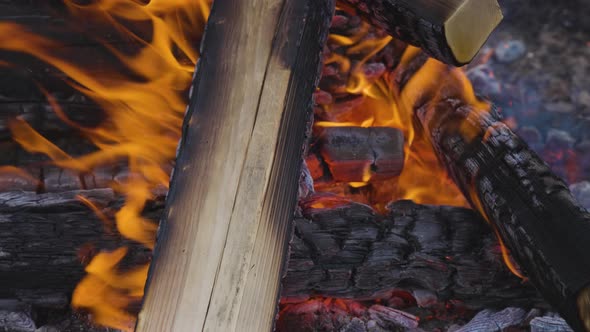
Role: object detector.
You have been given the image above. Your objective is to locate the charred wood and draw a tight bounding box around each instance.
[318,126,404,182]
[338,0,503,65]
[0,190,543,312]
[284,198,543,309]
[0,189,159,299]
[412,60,590,330]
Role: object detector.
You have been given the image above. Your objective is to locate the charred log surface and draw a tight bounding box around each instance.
[318,126,404,182]
[1,189,542,312]
[414,67,590,330]
[337,0,503,65]
[283,198,543,309]
[0,189,159,299]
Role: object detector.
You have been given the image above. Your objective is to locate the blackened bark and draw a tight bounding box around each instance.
[415,77,590,331]
[284,198,543,309]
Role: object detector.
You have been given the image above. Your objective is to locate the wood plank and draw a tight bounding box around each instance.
[135,0,334,331]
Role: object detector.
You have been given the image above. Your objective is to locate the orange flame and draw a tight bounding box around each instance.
[316,14,523,279]
[316,19,468,208]
[0,0,211,329]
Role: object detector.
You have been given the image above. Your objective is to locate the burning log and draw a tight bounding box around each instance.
[284,197,542,308]
[403,56,590,331]
[0,189,158,299]
[0,190,543,313]
[136,0,334,331]
[318,126,404,182]
[338,0,503,65]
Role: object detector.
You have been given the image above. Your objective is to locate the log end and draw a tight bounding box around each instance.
[444,0,503,64]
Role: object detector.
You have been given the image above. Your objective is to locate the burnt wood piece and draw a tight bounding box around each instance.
[338,0,503,66]
[0,139,132,193]
[0,189,159,299]
[284,198,543,308]
[319,126,404,182]
[136,0,334,331]
[408,58,590,330]
[0,101,104,141]
[0,190,543,310]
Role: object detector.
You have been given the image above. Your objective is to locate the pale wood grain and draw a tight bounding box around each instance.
[135,0,333,331]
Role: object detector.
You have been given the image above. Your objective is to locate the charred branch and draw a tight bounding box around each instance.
[284,197,542,309]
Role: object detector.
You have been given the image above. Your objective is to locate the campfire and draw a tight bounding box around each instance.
[1,0,589,331]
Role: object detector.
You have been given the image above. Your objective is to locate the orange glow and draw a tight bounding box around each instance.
[0,0,211,329]
[315,17,524,280]
[72,248,149,331]
[316,23,469,207]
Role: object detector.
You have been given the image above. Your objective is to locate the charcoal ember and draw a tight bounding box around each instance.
[529,315,574,332]
[275,300,338,332]
[0,310,36,332]
[319,127,403,183]
[456,308,527,332]
[313,90,333,105]
[367,305,419,330]
[369,128,404,180]
[318,127,373,182]
[341,318,367,332]
[305,154,324,180]
[570,181,590,211]
[327,96,365,119]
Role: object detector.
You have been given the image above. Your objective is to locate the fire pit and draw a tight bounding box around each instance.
[0,0,589,331]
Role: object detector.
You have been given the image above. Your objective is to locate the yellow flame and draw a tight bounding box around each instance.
[316,21,468,207]
[0,0,211,329]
